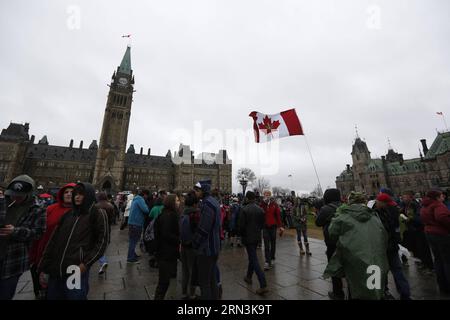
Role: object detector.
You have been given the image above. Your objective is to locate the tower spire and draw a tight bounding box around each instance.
[119,46,132,75]
[355,125,360,139]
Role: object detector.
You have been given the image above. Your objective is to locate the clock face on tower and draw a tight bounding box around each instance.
[118,77,128,85]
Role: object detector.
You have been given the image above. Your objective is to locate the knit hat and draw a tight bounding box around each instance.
[323,188,341,204]
[348,191,367,204]
[376,193,396,206]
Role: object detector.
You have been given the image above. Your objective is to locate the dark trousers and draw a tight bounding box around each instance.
[246,244,267,288]
[387,251,411,299]
[0,274,21,300]
[326,244,344,297]
[120,217,129,230]
[427,233,450,293]
[30,264,47,299]
[263,225,277,263]
[181,247,197,296]
[415,230,434,270]
[47,270,90,300]
[154,259,177,300]
[196,255,219,300]
[403,228,434,269]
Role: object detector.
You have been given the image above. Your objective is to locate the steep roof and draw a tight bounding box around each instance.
[0,123,29,141]
[26,144,97,162]
[425,131,450,160]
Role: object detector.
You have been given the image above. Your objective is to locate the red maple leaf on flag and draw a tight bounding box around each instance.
[258,115,280,135]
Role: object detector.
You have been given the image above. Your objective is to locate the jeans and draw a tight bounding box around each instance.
[246,244,267,288]
[47,270,90,300]
[127,225,142,261]
[0,274,21,300]
[427,233,450,293]
[263,225,277,263]
[296,224,308,243]
[326,243,344,297]
[181,246,197,296]
[196,255,219,300]
[387,251,411,299]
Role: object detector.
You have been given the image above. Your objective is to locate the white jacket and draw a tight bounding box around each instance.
[124,194,134,218]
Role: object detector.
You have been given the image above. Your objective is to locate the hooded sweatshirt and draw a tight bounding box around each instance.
[39,182,109,277]
[29,183,76,266]
[420,197,450,236]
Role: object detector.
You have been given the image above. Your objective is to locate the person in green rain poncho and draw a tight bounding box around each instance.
[323,192,389,300]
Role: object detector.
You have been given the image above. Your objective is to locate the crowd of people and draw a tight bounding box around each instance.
[0,173,449,300]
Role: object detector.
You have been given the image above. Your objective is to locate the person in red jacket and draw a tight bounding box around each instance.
[260,190,284,270]
[29,183,75,299]
[420,189,450,295]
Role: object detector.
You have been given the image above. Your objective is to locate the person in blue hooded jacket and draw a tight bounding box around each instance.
[126,190,150,263]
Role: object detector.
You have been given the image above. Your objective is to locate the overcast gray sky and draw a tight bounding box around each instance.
[1,0,449,194]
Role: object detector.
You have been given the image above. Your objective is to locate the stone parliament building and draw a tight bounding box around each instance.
[336,131,450,196]
[0,47,232,194]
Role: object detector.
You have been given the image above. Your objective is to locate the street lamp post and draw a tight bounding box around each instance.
[239,178,248,198]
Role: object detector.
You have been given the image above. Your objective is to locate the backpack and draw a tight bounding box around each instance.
[144,217,156,242]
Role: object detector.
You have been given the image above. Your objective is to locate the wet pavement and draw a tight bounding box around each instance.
[13,226,447,300]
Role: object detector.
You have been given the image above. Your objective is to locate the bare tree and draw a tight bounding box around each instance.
[254,177,270,193]
[272,186,290,197]
[236,168,256,184]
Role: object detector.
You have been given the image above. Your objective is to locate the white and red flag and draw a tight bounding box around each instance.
[249,108,304,143]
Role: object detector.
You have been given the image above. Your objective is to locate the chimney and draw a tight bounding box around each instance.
[420,139,428,155]
[346,164,350,172]
[24,123,30,132]
[30,135,35,144]
[140,147,143,155]
[79,140,83,149]
[147,148,151,156]
[69,139,74,148]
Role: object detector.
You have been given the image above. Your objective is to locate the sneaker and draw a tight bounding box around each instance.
[264,263,270,271]
[256,287,269,295]
[244,277,252,285]
[98,262,108,275]
[127,259,140,264]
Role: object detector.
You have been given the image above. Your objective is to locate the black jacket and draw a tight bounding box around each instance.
[154,208,180,260]
[315,202,340,246]
[376,205,401,255]
[39,183,109,278]
[239,201,265,246]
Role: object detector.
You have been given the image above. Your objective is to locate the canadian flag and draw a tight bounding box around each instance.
[249,108,304,143]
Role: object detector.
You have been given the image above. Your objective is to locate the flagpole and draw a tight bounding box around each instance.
[303,135,323,196]
[442,113,448,132]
